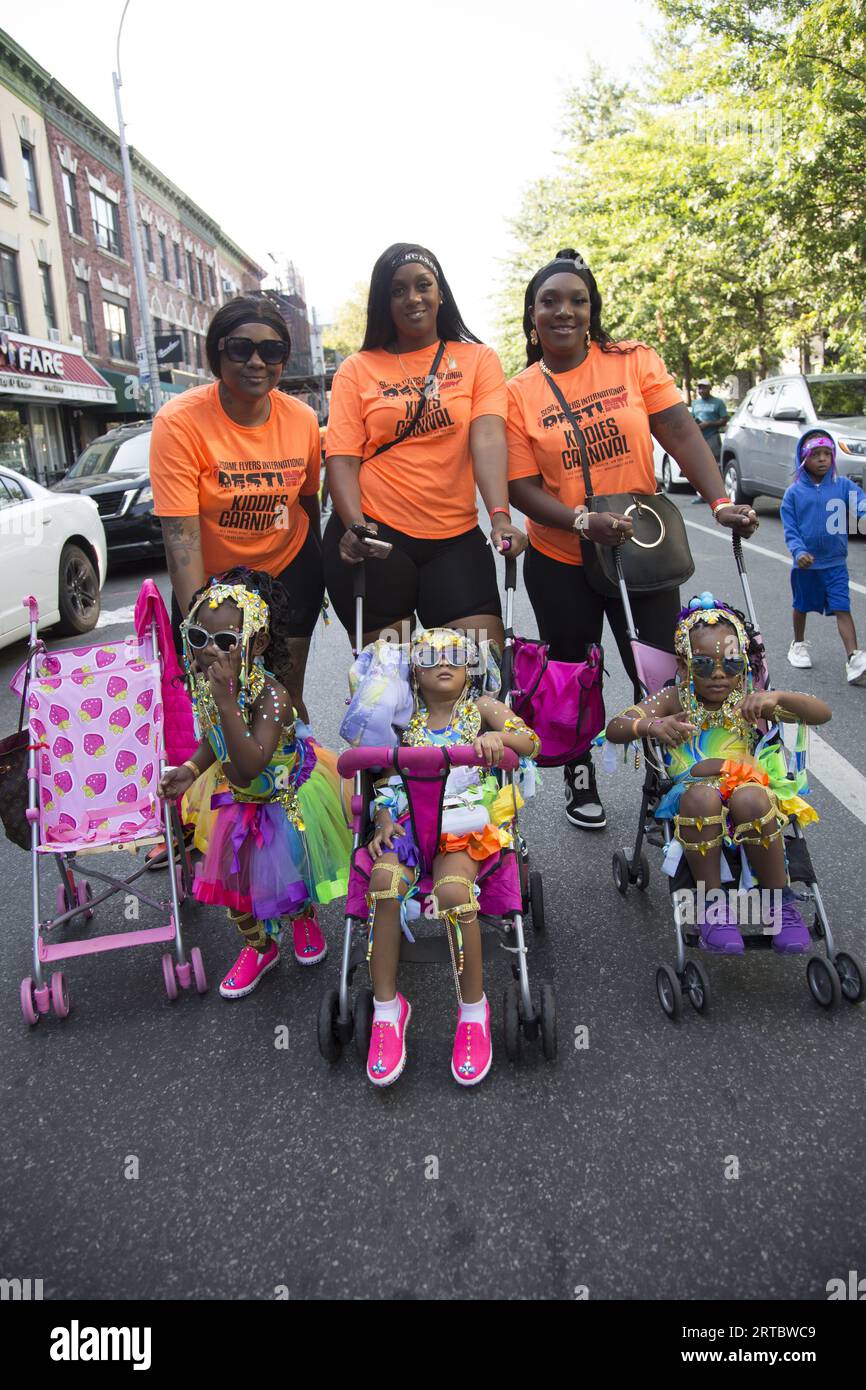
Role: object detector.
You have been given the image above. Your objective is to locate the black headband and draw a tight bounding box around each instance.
[390,249,439,278]
[525,249,591,309]
[220,307,290,343]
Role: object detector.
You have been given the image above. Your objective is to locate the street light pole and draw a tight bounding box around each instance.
[112,0,160,417]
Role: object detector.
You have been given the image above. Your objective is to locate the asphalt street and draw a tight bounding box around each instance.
[1,494,864,1301]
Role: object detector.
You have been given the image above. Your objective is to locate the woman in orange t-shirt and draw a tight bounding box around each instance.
[324,243,526,649]
[507,249,758,830]
[150,296,323,720]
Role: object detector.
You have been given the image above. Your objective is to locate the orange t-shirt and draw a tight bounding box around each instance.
[325,340,507,538]
[150,383,320,575]
[506,342,682,565]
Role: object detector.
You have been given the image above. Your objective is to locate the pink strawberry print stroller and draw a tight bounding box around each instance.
[12,591,206,1024]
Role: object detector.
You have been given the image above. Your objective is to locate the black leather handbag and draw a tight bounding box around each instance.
[542,369,694,597]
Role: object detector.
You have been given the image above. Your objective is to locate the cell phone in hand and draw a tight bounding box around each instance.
[351,523,393,557]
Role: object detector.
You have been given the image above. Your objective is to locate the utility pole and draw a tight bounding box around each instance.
[113,0,160,417]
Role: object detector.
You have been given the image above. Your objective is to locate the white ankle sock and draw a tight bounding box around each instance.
[373,995,401,1027]
[458,994,487,1030]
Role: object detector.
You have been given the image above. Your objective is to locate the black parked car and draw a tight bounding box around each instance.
[51,423,162,560]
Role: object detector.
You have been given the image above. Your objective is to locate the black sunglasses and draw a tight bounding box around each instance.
[691,654,746,678]
[217,335,289,365]
[184,623,241,653]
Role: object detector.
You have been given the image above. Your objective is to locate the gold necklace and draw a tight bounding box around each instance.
[404,699,481,747]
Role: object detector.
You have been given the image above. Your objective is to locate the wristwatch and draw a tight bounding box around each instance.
[573,506,590,534]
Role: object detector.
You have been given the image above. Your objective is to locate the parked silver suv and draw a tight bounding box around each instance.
[721,373,866,503]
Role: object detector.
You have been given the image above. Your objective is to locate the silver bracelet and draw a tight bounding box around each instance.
[573,507,590,535]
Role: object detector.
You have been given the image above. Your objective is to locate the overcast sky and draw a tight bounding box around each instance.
[7,0,658,341]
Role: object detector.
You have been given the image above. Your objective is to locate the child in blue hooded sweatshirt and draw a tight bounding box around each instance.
[782,430,866,685]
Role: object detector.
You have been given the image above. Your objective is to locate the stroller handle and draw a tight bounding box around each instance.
[499,540,517,593]
[337,744,519,778]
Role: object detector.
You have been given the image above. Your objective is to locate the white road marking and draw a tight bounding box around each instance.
[95,604,137,629]
[783,726,866,829]
[684,519,866,596]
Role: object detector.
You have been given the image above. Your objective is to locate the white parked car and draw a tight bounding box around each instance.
[0,466,107,649]
[652,437,693,493]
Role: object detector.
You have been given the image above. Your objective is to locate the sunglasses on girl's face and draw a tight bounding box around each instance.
[691,654,746,678]
[217,336,289,365]
[412,645,471,669]
[184,623,241,653]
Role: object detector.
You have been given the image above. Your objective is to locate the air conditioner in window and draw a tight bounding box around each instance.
[2,313,20,331]
[147,261,157,274]
[71,334,83,348]
[0,176,11,195]
[176,278,185,291]
[48,327,62,342]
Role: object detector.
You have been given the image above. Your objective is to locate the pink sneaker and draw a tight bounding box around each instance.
[451,1000,493,1086]
[292,906,327,966]
[218,941,279,999]
[367,993,411,1087]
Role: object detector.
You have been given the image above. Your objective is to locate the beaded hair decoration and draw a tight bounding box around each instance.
[674,591,753,736]
[403,627,482,746]
[183,580,271,720]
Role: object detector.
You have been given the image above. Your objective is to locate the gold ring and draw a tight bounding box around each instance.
[611,518,620,531]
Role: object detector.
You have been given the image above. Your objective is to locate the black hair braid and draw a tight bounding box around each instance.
[191,566,291,683]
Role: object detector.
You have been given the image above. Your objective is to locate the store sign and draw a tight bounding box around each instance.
[154,333,183,365]
[0,331,114,405]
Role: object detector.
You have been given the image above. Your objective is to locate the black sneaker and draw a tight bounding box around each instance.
[564,756,606,830]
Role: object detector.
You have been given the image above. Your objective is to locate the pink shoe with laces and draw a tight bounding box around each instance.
[367,993,411,1087]
[219,940,280,999]
[451,999,493,1086]
[292,906,327,966]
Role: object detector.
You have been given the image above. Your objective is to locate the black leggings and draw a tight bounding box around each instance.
[523,543,679,701]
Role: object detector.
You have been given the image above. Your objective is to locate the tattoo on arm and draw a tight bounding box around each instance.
[161,516,201,570]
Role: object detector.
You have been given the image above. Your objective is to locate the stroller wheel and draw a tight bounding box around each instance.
[612,849,630,896]
[656,964,682,1020]
[354,988,374,1060]
[806,955,841,1010]
[20,977,39,1027]
[683,960,710,1014]
[161,952,179,1002]
[317,988,343,1062]
[529,871,546,933]
[833,952,865,1005]
[190,946,208,995]
[50,971,70,1019]
[503,982,521,1062]
[635,853,650,892]
[539,983,557,1060]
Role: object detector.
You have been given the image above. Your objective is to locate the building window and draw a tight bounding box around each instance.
[76,278,96,352]
[142,221,154,265]
[21,142,41,214]
[62,169,81,236]
[186,250,196,296]
[91,190,122,257]
[103,294,133,360]
[208,265,216,299]
[0,249,25,331]
[195,333,203,370]
[174,242,182,282]
[39,263,57,332]
[198,260,207,301]
[158,232,170,281]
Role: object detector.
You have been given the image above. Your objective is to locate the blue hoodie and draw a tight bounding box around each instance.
[780,433,866,568]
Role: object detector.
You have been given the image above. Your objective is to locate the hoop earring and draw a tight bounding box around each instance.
[585,330,592,349]
[529,327,539,346]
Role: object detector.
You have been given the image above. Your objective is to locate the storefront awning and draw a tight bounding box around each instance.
[0,330,115,405]
[99,368,191,414]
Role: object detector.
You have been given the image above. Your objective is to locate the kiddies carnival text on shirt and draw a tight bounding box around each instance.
[538,385,630,471]
[215,456,308,533]
[377,369,459,442]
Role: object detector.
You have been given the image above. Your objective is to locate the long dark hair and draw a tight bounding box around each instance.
[360,242,481,351]
[189,566,291,681]
[205,296,291,377]
[523,250,637,367]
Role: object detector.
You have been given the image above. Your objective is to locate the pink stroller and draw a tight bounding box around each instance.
[610,536,864,1018]
[12,592,206,1024]
[317,563,557,1067]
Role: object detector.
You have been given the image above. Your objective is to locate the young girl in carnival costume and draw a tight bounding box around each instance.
[606,594,831,953]
[158,568,351,999]
[364,627,539,1088]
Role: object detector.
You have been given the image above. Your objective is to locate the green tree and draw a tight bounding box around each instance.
[323,282,368,359]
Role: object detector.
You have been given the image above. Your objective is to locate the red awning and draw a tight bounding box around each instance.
[0,330,115,405]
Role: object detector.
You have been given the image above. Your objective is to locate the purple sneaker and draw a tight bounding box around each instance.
[770,902,811,954]
[698,904,744,954]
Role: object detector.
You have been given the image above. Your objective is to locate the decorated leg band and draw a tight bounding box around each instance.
[431,875,480,979]
[227,909,269,951]
[731,803,786,849]
[674,810,726,856]
[365,862,418,963]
